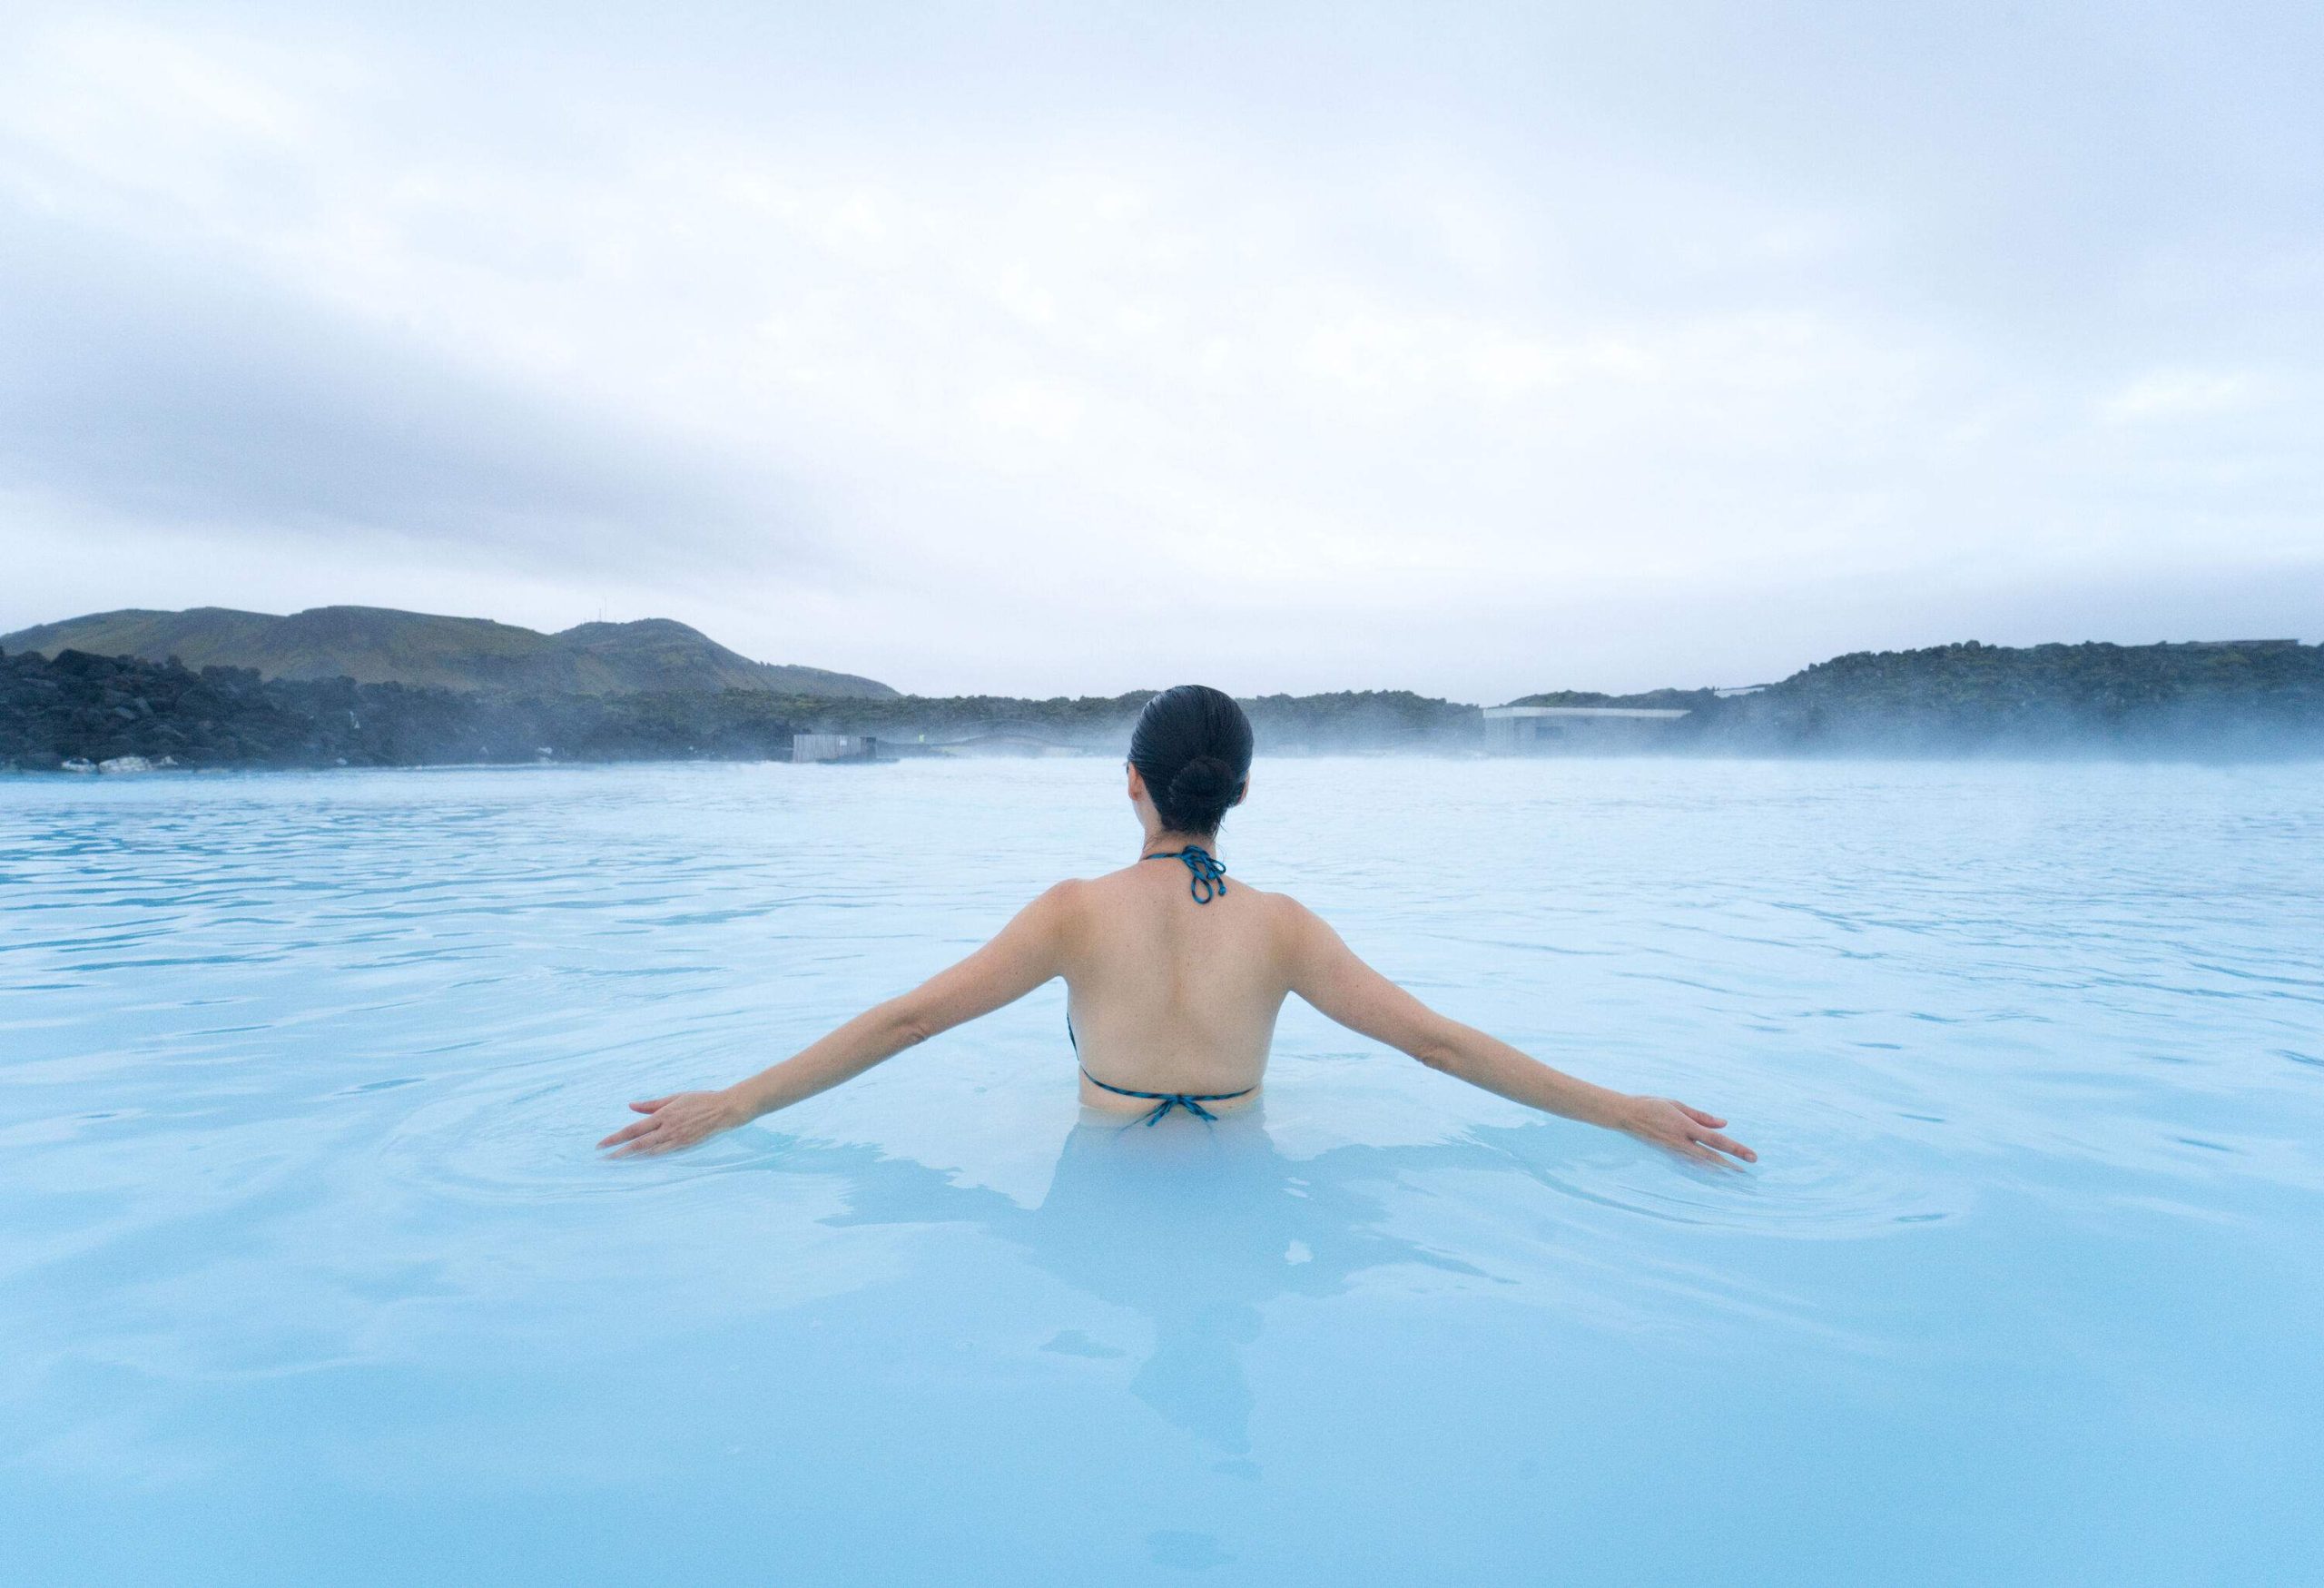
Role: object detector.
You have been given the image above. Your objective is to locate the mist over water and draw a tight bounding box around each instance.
[4,758,2320,1584]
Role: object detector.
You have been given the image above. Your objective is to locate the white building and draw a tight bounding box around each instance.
[1480,705,1691,752]
[793,733,881,763]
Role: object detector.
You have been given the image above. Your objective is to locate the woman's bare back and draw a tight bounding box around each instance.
[1058,858,1295,1114]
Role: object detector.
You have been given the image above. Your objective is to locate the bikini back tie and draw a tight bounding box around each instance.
[1079,1064,1255,1126]
[1143,844,1227,902]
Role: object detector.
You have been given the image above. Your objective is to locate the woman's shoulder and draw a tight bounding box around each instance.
[1035,867,1298,903]
[1024,871,1136,911]
[1216,880,1326,937]
[1030,868,1316,925]
[1028,875,1099,909]
[1245,883,1324,923]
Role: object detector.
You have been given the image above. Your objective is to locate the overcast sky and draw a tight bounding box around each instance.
[3,2,2319,699]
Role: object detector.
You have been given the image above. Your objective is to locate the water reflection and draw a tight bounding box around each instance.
[774,1112,1497,1454]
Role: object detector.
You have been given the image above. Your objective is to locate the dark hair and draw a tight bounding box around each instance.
[1129,685,1254,837]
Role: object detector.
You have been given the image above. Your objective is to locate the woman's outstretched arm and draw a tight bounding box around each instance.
[1277,898,1756,1167]
[597,883,1079,1158]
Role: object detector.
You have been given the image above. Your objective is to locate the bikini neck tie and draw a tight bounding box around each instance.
[1143,844,1227,902]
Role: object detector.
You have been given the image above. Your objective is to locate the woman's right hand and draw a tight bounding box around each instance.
[596,1090,749,1158]
[1619,1097,1757,1167]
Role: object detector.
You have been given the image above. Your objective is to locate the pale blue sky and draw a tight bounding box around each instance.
[3,2,2318,697]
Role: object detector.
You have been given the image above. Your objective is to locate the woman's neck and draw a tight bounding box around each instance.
[1139,830,1218,859]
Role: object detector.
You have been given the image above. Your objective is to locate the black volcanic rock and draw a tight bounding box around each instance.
[0,647,813,771]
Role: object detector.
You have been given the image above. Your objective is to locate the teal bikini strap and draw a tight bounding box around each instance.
[1079,1064,1254,1126]
[1143,844,1228,902]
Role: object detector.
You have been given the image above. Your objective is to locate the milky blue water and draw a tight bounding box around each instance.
[4,758,2320,1585]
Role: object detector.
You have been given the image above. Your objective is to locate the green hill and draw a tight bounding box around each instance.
[0,606,896,698]
[1506,686,1718,710]
[1699,638,2320,751]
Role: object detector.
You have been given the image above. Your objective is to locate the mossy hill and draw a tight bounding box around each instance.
[0,607,894,698]
[1693,639,2321,755]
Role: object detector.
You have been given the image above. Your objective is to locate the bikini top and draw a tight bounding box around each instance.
[1079,1066,1254,1125]
[1144,844,1227,902]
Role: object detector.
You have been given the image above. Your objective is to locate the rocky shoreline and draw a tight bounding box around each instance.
[6,637,2322,772]
[0,647,816,772]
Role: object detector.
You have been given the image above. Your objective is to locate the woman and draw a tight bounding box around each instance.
[598,686,1755,1167]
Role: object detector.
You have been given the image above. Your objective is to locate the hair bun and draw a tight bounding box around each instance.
[1167,754,1235,804]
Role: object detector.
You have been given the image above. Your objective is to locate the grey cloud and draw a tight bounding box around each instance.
[0,204,820,573]
[4,1,2319,695]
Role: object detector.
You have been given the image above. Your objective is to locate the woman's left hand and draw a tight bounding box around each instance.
[1618,1096,1758,1167]
[596,1090,745,1158]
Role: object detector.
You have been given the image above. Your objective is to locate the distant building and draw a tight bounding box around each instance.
[926,731,1084,758]
[1481,704,1691,753]
[793,733,881,763]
